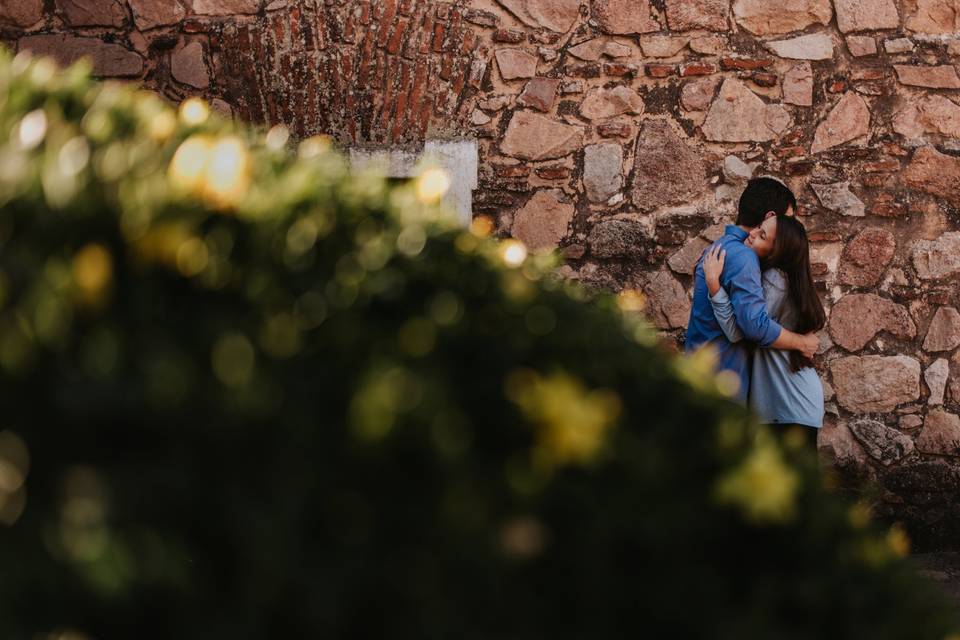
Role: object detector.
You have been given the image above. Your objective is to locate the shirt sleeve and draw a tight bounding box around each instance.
[708,288,744,343]
[720,248,783,347]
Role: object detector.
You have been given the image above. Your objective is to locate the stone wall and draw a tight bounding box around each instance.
[5,0,960,548]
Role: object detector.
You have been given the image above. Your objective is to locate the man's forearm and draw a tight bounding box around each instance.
[770,327,804,351]
[770,327,819,359]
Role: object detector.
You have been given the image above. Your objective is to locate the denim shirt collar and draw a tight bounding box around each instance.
[725,225,748,241]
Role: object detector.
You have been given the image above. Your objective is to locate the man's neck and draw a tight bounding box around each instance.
[736,225,752,233]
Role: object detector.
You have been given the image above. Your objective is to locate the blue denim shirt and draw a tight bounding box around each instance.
[685,225,783,403]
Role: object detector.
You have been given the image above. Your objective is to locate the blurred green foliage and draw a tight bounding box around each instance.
[0,49,955,639]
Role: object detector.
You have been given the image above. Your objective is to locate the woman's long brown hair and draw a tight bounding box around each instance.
[763,215,827,372]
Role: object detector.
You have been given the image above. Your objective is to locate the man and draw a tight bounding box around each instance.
[685,177,818,403]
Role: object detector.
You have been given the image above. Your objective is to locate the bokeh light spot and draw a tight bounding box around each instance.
[17,109,47,150]
[58,137,90,177]
[500,240,527,267]
[715,370,741,398]
[398,317,436,357]
[499,516,547,560]
[469,215,494,237]
[148,110,176,142]
[168,135,212,193]
[204,136,251,208]
[415,167,450,204]
[72,244,113,307]
[429,291,463,327]
[298,135,331,159]
[211,333,256,387]
[178,97,209,126]
[397,225,427,257]
[176,237,209,277]
[265,124,290,151]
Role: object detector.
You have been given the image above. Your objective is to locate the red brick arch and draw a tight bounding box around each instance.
[214,0,486,145]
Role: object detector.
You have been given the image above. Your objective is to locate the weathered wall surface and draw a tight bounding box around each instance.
[5,0,960,548]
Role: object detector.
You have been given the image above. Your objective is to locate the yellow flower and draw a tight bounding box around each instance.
[674,344,720,393]
[674,344,742,398]
[886,523,911,558]
[715,418,747,451]
[616,289,646,313]
[507,369,621,468]
[848,501,872,529]
[716,437,800,524]
[857,537,894,568]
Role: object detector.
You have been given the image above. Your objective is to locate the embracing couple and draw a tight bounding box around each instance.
[685,178,826,441]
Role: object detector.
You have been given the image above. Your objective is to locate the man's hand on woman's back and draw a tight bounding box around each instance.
[703,244,725,296]
[798,332,819,360]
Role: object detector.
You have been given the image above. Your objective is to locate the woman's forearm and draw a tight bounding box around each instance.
[709,289,744,343]
[707,277,721,296]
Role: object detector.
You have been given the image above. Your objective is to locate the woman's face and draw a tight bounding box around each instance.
[744,216,777,258]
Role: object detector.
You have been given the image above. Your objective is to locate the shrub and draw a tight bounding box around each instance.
[0,50,954,639]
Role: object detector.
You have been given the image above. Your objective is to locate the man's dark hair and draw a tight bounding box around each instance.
[736,177,797,227]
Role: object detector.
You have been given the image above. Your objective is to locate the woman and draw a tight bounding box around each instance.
[703,214,826,434]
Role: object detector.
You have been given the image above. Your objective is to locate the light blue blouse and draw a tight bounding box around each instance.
[709,269,824,428]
